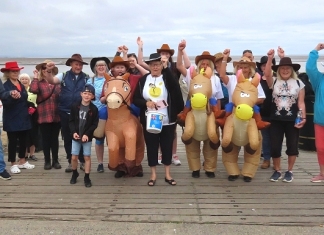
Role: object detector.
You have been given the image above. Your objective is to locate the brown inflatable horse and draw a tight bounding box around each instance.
[221,69,261,182]
[103,73,145,177]
[181,67,220,178]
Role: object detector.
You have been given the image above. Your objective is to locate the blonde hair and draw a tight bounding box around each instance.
[94,60,109,77]
[19,73,31,84]
[276,67,298,80]
[2,72,9,81]
[196,59,215,73]
[233,64,256,78]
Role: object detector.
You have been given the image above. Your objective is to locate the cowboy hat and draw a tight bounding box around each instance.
[110,56,130,69]
[233,57,256,68]
[214,52,232,63]
[272,57,300,72]
[256,56,276,71]
[90,57,111,73]
[65,54,88,66]
[35,60,58,75]
[156,44,174,56]
[195,51,216,65]
[1,61,24,73]
[144,53,161,64]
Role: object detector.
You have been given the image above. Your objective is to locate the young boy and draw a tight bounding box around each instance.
[69,84,99,187]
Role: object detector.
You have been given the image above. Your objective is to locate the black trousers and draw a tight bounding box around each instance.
[59,111,84,163]
[7,130,28,163]
[143,124,176,167]
[39,122,61,163]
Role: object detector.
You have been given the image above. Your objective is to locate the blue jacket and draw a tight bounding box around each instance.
[305,50,324,126]
[2,80,31,132]
[59,70,89,113]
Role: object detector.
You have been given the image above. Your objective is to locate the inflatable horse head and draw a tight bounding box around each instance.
[103,73,131,109]
[188,67,213,111]
[232,69,260,121]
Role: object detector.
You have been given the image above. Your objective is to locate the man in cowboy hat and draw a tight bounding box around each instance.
[45,54,89,172]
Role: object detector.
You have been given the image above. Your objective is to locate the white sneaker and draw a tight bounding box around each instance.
[172,155,181,166]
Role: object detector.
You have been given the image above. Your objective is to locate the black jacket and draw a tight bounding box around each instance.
[133,67,184,126]
[69,102,99,142]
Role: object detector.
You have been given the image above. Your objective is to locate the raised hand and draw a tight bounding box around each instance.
[277,46,285,58]
[122,45,129,54]
[267,49,275,59]
[223,49,230,58]
[178,40,186,51]
[46,62,56,71]
[137,37,143,47]
[33,69,39,79]
[315,43,324,51]
[117,46,123,53]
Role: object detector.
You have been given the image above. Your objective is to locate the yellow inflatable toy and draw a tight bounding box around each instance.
[221,69,262,182]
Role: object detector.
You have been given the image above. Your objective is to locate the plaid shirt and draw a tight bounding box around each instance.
[30,79,61,124]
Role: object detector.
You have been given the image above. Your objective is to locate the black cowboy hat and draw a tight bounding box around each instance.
[272,57,300,72]
[145,53,161,64]
[256,56,276,71]
[90,57,111,73]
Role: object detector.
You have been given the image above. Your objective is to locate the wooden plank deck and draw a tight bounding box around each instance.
[0,127,323,227]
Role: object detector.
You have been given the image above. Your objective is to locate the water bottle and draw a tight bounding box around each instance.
[295,109,302,125]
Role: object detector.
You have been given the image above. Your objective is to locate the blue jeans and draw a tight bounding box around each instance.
[71,140,92,157]
[261,127,271,161]
[0,129,6,173]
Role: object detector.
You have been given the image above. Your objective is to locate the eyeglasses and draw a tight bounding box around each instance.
[42,66,47,70]
[96,64,106,67]
[149,63,162,68]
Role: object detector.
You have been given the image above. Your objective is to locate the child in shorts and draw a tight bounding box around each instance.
[69,84,99,187]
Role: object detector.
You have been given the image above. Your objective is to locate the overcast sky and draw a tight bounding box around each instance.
[1,0,324,57]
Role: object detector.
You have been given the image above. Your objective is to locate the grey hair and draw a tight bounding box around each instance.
[94,60,109,77]
[276,67,298,80]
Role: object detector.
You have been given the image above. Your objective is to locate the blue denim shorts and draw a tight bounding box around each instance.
[95,137,105,145]
[71,140,92,156]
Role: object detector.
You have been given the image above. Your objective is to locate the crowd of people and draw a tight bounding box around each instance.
[0,39,324,187]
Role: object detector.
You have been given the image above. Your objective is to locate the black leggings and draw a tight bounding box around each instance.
[39,122,61,162]
[143,124,176,167]
[7,130,28,163]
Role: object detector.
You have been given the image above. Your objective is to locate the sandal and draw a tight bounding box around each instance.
[147,179,156,186]
[10,165,21,174]
[165,178,177,186]
[18,161,35,169]
[29,155,38,161]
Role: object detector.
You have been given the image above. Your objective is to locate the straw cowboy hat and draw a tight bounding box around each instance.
[256,56,276,71]
[195,51,216,65]
[65,54,88,66]
[156,44,174,56]
[90,57,111,72]
[36,60,58,75]
[233,57,256,68]
[0,61,24,73]
[144,53,161,64]
[214,52,232,63]
[110,56,130,69]
[272,57,300,72]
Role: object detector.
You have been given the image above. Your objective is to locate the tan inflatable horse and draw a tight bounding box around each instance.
[222,69,261,182]
[181,67,220,178]
[103,73,145,178]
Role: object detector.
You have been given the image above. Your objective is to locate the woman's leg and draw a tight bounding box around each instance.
[7,131,18,165]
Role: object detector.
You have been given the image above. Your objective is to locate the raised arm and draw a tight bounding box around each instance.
[134,59,149,75]
[264,49,275,88]
[115,46,123,57]
[44,62,61,84]
[121,45,128,61]
[181,40,191,69]
[137,37,150,70]
[306,43,324,91]
[176,40,188,77]
[219,49,230,85]
[277,46,286,59]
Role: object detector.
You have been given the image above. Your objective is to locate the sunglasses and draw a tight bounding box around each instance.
[41,66,47,70]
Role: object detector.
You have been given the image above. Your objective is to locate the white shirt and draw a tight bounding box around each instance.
[225,74,266,103]
[183,68,224,100]
[142,74,170,125]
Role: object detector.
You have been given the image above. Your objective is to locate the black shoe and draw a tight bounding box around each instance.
[114,170,126,178]
[97,163,104,173]
[52,161,62,169]
[192,170,200,178]
[0,169,11,180]
[84,179,92,187]
[228,175,239,181]
[70,172,79,184]
[205,171,215,178]
[44,162,52,170]
[243,176,252,182]
[136,172,143,177]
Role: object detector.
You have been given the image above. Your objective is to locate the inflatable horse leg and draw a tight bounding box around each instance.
[222,144,240,177]
[185,138,201,171]
[221,115,234,151]
[207,113,220,149]
[246,119,260,153]
[107,132,122,171]
[181,111,195,145]
[241,131,262,178]
[202,139,218,173]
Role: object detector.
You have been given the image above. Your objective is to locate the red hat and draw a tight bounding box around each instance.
[1,61,24,73]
